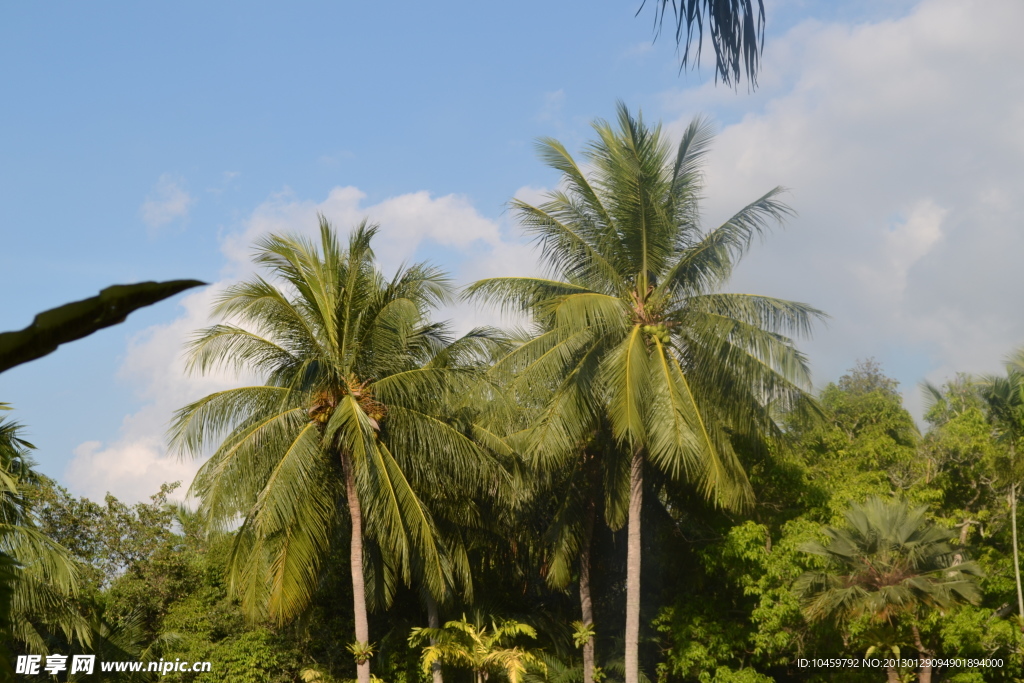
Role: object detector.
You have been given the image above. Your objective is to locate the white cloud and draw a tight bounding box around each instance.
[67,437,199,505]
[223,186,504,271]
[851,199,946,301]
[140,174,194,233]
[81,0,1021,498]
[658,0,1024,413]
[64,285,248,502]
[511,185,549,208]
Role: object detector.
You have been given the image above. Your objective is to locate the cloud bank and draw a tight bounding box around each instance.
[664,0,1024,414]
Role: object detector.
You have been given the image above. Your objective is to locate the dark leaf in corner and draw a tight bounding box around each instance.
[0,280,206,374]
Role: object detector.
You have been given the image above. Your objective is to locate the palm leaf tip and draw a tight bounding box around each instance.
[0,279,206,373]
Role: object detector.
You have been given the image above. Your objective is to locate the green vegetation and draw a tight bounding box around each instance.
[410,615,545,683]
[3,108,1023,683]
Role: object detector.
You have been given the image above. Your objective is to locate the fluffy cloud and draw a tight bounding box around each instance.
[63,286,240,502]
[663,0,1024,414]
[140,174,194,233]
[223,187,506,270]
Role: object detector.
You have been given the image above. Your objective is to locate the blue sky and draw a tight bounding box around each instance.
[2,0,1022,501]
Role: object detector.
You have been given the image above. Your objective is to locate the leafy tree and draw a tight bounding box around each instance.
[922,374,984,427]
[468,103,822,683]
[796,496,983,683]
[170,218,500,683]
[977,349,1024,626]
[33,482,184,595]
[410,614,546,683]
[653,365,1022,682]
[918,385,999,552]
[788,360,920,519]
[0,555,13,679]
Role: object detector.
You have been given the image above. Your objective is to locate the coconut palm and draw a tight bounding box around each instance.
[795,496,982,683]
[977,349,1024,626]
[170,219,501,683]
[467,103,822,683]
[410,613,546,683]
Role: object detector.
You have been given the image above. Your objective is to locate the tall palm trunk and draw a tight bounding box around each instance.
[580,494,596,683]
[912,625,932,683]
[624,448,643,683]
[1012,480,1024,630]
[343,452,371,683]
[427,593,444,683]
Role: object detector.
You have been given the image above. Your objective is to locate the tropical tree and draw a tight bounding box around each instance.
[0,407,88,653]
[795,496,983,683]
[170,219,501,683]
[977,349,1024,627]
[409,614,546,683]
[467,103,822,683]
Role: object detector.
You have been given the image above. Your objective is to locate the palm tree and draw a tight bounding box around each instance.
[467,103,822,683]
[170,218,500,683]
[0,407,88,653]
[795,496,983,683]
[410,613,546,683]
[537,424,624,683]
[977,349,1024,627]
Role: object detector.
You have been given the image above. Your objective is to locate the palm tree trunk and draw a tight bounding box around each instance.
[912,625,932,683]
[886,666,899,683]
[343,452,371,683]
[624,448,643,683]
[1012,481,1024,630]
[580,493,596,683]
[427,593,444,683]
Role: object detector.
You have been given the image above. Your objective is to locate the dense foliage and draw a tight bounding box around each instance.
[4,108,1023,683]
[7,357,1024,682]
